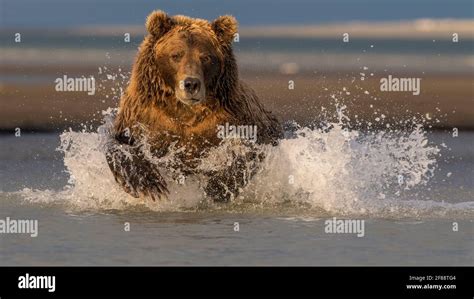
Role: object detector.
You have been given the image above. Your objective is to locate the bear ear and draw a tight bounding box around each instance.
[211,15,238,44]
[146,10,175,37]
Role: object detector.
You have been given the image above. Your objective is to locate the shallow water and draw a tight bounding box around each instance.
[0,126,473,265]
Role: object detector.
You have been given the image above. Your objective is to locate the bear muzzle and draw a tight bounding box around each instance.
[176,76,206,105]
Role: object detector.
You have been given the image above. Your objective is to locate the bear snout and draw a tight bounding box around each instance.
[177,76,206,105]
[183,77,201,95]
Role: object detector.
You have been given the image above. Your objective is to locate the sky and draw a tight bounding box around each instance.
[1,0,473,28]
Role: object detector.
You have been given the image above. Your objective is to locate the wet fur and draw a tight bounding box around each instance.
[106,11,282,202]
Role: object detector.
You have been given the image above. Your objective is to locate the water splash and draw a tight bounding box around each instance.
[13,106,474,219]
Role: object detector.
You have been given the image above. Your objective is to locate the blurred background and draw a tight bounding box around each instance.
[1,0,473,131]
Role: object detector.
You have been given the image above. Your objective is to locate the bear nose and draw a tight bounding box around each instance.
[183,77,201,95]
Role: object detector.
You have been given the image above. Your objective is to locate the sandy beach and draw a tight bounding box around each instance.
[1,66,473,131]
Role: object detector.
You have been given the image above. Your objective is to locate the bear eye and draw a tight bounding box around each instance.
[201,55,213,64]
[170,52,183,62]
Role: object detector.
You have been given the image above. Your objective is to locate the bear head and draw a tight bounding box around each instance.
[130,10,239,109]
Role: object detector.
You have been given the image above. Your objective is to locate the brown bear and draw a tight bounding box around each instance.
[105,10,282,202]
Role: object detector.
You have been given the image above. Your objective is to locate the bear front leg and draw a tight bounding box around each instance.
[105,135,169,201]
[204,151,260,203]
